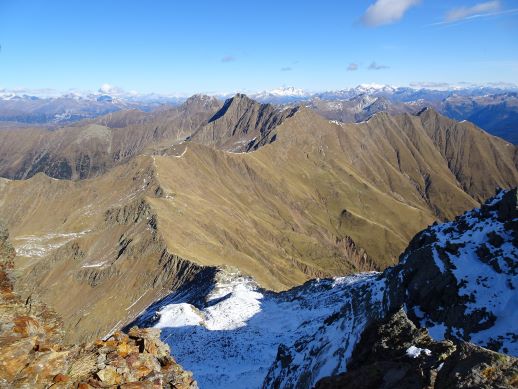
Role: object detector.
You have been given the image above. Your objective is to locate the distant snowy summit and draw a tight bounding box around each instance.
[3,82,516,103]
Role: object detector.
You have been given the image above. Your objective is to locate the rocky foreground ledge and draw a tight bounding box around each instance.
[315,309,518,388]
[0,224,197,388]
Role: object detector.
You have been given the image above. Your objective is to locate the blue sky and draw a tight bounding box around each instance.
[0,0,517,94]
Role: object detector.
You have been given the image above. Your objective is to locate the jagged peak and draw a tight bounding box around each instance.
[208,93,264,123]
[227,93,264,108]
[415,106,453,123]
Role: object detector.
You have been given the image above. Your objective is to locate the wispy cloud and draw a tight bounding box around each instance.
[445,1,500,22]
[368,61,389,70]
[280,67,293,72]
[221,55,236,63]
[347,63,358,71]
[431,1,518,25]
[362,0,420,27]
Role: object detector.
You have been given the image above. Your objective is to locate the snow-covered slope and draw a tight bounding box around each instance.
[131,269,388,389]
[129,189,517,389]
[398,189,518,355]
[251,87,311,104]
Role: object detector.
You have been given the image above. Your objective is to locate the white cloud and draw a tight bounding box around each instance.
[347,63,358,71]
[98,84,126,96]
[445,1,500,22]
[362,0,421,27]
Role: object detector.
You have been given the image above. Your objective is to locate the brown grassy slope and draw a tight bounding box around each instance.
[0,107,516,342]
[416,107,518,201]
[0,95,221,180]
[0,157,205,342]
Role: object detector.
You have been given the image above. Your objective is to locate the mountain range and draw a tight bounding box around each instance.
[0,93,516,342]
[0,90,516,388]
[1,84,517,144]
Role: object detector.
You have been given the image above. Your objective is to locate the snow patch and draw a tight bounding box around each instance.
[406,345,432,358]
[13,231,91,257]
[133,271,384,389]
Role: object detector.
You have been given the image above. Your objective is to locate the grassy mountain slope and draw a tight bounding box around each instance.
[0,95,222,180]
[0,104,516,342]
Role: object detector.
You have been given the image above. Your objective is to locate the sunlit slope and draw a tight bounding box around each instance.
[0,156,204,342]
[0,107,516,341]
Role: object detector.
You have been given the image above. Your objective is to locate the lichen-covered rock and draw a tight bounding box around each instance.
[314,310,518,389]
[0,223,197,389]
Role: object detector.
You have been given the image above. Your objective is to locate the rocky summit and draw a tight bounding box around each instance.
[0,224,197,389]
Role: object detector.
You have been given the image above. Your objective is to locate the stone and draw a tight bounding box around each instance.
[0,225,197,388]
[96,366,121,385]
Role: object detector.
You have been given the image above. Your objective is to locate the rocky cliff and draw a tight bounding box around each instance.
[262,188,518,387]
[0,223,197,388]
[314,309,518,389]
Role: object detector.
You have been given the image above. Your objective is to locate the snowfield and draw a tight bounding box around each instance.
[133,270,386,389]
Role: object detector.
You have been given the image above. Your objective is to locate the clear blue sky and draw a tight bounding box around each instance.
[0,0,517,94]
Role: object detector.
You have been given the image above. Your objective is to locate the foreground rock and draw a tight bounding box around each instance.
[315,309,518,389]
[0,224,197,388]
[391,188,518,354]
[260,188,517,388]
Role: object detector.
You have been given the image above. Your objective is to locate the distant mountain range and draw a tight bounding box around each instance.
[2,84,517,143]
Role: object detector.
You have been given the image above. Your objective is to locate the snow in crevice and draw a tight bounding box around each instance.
[406,345,432,358]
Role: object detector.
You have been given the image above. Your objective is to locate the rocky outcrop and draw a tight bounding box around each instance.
[389,188,518,354]
[314,309,518,389]
[0,223,197,388]
[190,94,298,152]
[263,189,517,387]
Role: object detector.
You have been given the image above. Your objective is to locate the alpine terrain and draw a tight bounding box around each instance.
[1,1,517,387]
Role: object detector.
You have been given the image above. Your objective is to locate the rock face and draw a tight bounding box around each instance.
[314,309,518,389]
[0,223,197,388]
[391,188,518,354]
[190,94,298,152]
[262,189,517,388]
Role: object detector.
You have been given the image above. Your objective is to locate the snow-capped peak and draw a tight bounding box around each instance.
[355,83,396,93]
[267,86,308,97]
